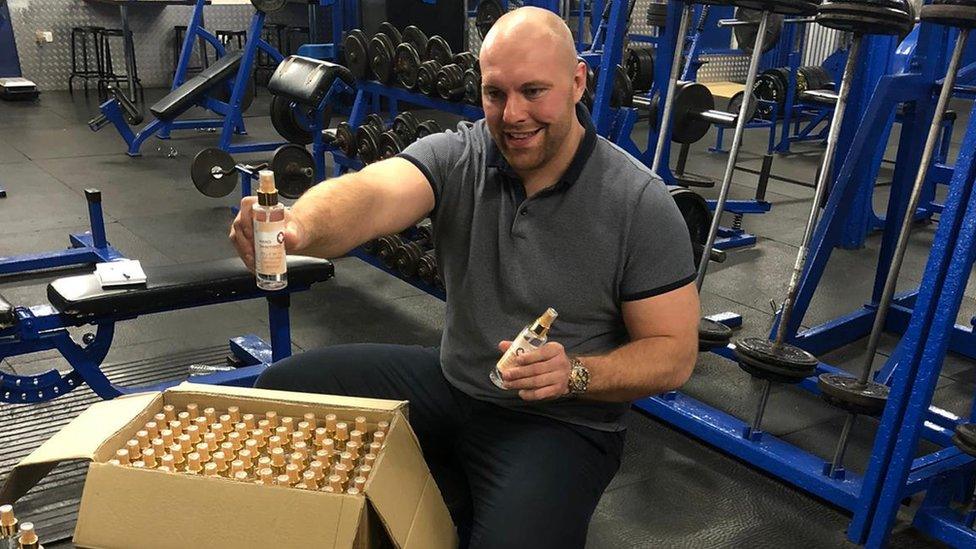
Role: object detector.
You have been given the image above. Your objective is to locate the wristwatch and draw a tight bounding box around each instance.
[568,357,590,396]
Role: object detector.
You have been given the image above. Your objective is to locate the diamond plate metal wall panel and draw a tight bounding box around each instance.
[6,0,307,91]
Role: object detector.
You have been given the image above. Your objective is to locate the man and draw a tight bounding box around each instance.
[229,7,699,548]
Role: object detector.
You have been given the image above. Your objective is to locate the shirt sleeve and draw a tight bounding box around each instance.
[620,179,697,301]
[397,121,476,214]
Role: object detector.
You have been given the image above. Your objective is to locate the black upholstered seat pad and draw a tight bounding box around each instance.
[47,257,333,325]
[150,51,244,120]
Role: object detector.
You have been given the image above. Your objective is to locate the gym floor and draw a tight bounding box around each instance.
[2,88,970,548]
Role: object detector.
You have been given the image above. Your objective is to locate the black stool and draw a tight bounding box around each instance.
[216,29,248,50]
[68,26,105,95]
[285,26,309,56]
[97,29,144,104]
[173,25,210,78]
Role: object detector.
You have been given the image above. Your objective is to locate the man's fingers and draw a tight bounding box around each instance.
[504,370,565,391]
[497,340,513,352]
[502,360,552,382]
[518,383,566,401]
[515,342,562,365]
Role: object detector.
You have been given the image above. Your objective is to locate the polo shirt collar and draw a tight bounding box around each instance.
[486,103,597,190]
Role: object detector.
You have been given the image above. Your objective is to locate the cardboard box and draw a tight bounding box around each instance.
[0,383,457,549]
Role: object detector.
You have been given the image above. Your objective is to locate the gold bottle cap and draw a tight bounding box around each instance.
[314,427,328,445]
[179,434,193,454]
[354,476,366,490]
[195,442,210,462]
[214,451,229,471]
[252,429,267,446]
[334,463,350,481]
[340,452,353,468]
[335,422,349,441]
[115,448,130,465]
[243,413,256,429]
[373,431,386,446]
[221,441,235,455]
[346,487,361,495]
[204,407,217,424]
[355,416,368,433]
[125,439,139,459]
[204,432,218,451]
[286,463,301,483]
[186,452,202,474]
[231,460,245,475]
[160,454,175,470]
[160,429,174,447]
[291,431,304,446]
[194,417,208,431]
[258,467,274,483]
[228,406,241,423]
[358,464,372,479]
[168,420,182,435]
[376,421,389,433]
[310,460,325,480]
[219,415,232,431]
[364,454,376,468]
[238,449,253,469]
[280,416,294,431]
[258,456,272,469]
[178,411,190,429]
[136,429,150,447]
[211,424,226,442]
[142,449,156,468]
[276,474,291,487]
[169,445,185,464]
[298,421,312,438]
[346,441,361,459]
[293,441,308,457]
[325,414,337,433]
[153,413,167,426]
[145,421,159,439]
[152,439,166,458]
[163,404,176,422]
[1,504,17,536]
[186,425,200,444]
[315,449,330,463]
[234,423,248,438]
[271,447,286,467]
[289,452,305,466]
[234,470,249,482]
[18,522,38,545]
[328,475,343,491]
[244,439,259,455]
[322,439,335,454]
[204,462,219,476]
[302,470,318,488]
[268,435,283,450]
[274,426,289,441]
[369,440,383,454]
[186,403,199,417]
[257,419,271,432]
[350,430,363,445]
[265,411,278,428]
[303,413,317,427]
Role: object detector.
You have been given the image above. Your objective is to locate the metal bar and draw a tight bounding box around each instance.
[119,4,137,102]
[649,1,691,176]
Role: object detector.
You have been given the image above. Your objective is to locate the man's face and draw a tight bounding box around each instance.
[480,40,585,175]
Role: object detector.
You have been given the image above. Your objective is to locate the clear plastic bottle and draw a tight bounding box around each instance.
[0,504,18,549]
[490,308,558,389]
[252,170,288,290]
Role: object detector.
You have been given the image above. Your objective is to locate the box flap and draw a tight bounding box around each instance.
[75,463,363,549]
[365,414,456,548]
[0,392,158,504]
[170,382,407,412]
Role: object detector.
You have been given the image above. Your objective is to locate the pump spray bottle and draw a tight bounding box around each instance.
[490,308,558,389]
[253,170,288,290]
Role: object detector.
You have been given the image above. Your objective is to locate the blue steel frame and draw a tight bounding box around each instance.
[0,282,306,404]
[0,189,124,276]
[96,0,288,157]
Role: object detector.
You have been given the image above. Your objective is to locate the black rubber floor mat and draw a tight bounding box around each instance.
[0,345,232,544]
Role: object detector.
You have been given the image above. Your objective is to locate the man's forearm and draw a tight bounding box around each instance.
[289,173,379,259]
[578,335,696,402]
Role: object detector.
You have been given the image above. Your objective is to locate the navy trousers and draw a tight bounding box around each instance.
[255,343,624,549]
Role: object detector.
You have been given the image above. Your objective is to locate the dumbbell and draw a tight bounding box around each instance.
[190,144,314,199]
[334,122,358,158]
[416,119,442,138]
[343,29,370,80]
[394,43,423,89]
[394,223,434,277]
[369,25,399,84]
[434,52,478,101]
[402,25,428,53]
[425,35,453,66]
[417,60,443,96]
[356,113,387,165]
[634,81,751,144]
[392,111,420,143]
[416,250,443,289]
[376,226,430,270]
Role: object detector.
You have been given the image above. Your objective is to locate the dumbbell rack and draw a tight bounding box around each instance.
[634,16,976,547]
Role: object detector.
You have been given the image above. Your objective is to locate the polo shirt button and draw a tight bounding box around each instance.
[520,208,528,215]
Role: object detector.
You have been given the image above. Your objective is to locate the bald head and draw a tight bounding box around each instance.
[480,7,578,74]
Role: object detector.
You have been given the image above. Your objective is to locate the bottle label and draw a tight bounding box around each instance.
[254,220,287,276]
[495,332,539,375]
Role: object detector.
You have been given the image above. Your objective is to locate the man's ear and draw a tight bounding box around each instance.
[573,61,587,103]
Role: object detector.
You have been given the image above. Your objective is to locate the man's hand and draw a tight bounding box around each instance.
[228,196,307,270]
[497,340,572,401]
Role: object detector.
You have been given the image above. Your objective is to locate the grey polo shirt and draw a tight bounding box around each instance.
[398,105,695,432]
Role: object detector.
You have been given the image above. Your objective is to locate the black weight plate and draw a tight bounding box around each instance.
[426,36,453,67]
[416,119,442,138]
[453,51,479,71]
[364,112,386,132]
[674,172,717,188]
[378,130,406,160]
[369,33,396,83]
[401,25,429,53]
[335,121,357,157]
[250,0,287,14]
[736,0,818,16]
[735,336,819,371]
[270,95,313,145]
[699,318,732,342]
[344,30,369,79]
[817,374,889,416]
[625,46,655,93]
[921,4,976,29]
[394,43,422,89]
[610,64,633,108]
[816,2,914,35]
[476,0,505,38]
[646,2,669,26]
[271,144,315,199]
[669,186,711,269]
[727,90,758,123]
[191,147,237,198]
[735,350,814,384]
[357,124,381,164]
[377,22,402,46]
[671,81,713,144]
[733,8,784,53]
[393,111,419,142]
[952,424,976,457]
[417,60,443,96]
[464,69,482,105]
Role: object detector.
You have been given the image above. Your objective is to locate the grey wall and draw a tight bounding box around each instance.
[6,0,308,91]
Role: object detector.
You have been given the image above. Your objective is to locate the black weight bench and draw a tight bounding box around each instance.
[150,50,244,121]
[0,256,333,403]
